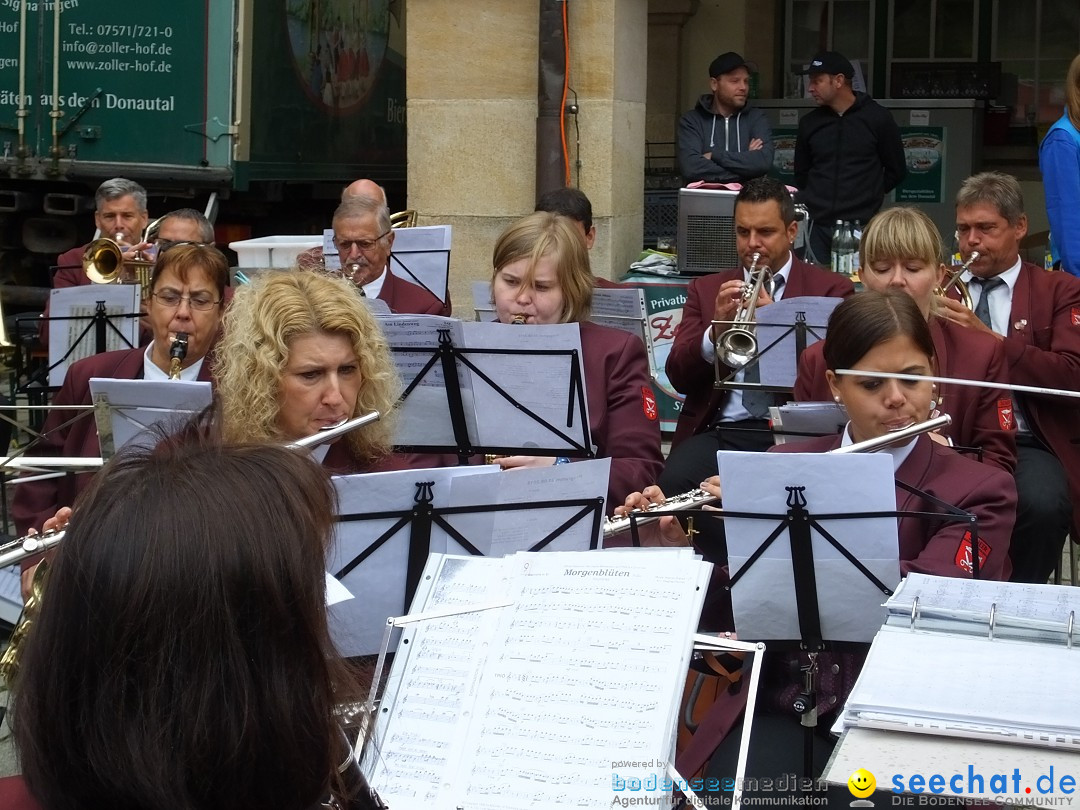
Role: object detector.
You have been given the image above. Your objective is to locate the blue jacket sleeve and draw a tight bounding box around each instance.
[1040,129,1080,277]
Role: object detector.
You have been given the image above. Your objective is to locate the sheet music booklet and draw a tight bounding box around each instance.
[363,548,712,810]
[835,573,1080,749]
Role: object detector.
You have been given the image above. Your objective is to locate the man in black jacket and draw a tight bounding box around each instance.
[794,51,906,264]
[678,52,774,184]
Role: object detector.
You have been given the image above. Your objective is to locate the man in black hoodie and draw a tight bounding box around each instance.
[678,52,774,184]
[794,51,906,264]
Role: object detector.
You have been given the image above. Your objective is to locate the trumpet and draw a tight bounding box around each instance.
[82,215,165,298]
[602,414,952,537]
[715,252,774,367]
[168,331,189,380]
[935,251,979,309]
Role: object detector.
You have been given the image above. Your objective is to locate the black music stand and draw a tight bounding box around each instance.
[651,469,979,785]
[327,467,607,657]
[386,321,594,464]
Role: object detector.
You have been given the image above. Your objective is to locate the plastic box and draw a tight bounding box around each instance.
[228,235,322,268]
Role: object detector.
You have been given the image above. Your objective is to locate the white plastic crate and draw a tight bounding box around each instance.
[228,235,322,268]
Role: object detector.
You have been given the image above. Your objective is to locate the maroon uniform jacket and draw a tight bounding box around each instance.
[0,777,40,810]
[771,433,1015,580]
[296,246,451,316]
[578,321,664,512]
[53,243,91,288]
[666,257,855,447]
[949,262,1080,533]
[794,316,1017,473]
[12,346,216,535]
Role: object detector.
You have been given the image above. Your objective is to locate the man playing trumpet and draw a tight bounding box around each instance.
[297,194,449,316]
[939,172,1080,584]
[661,177,854,497]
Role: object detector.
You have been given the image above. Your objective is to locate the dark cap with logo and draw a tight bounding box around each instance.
[709,52,755,78]
[800,51,855,79]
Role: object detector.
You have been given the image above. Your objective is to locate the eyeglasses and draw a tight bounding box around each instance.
[333,230,391,253]
[151,290,221,311]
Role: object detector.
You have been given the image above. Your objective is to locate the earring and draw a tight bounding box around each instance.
[833,396,841,404]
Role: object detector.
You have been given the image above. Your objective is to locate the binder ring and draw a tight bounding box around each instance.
[909,596,920,630]
[988,602,997,641]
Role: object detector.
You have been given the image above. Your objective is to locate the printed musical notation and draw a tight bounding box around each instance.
[367,550,711,809]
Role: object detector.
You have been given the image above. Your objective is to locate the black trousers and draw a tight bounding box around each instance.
[1010,438,1071,583]
[659,420,774,497]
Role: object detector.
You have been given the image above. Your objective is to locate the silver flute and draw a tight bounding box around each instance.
[0,411,383,569]
[601,413,952,537]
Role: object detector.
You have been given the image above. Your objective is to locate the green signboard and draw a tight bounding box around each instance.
[895,127,945,204]
[0,1,213,166]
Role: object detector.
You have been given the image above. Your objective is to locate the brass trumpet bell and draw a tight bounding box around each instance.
[389,209,417,228]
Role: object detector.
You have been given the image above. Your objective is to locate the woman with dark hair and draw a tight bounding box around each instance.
[794,205,1016,473]
[623,290,1016,576]
[619,291,1016,802]
[5,441,384,810]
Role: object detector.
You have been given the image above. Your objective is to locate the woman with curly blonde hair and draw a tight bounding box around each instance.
[215,271,401,471]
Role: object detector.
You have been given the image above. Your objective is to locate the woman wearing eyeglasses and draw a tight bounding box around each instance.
[13,243,230,537]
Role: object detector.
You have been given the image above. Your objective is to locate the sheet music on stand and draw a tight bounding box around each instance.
[47,285,140,386]
[712,295,841,391]
[769,401,847,445]
[471,282,656,375]
[719,450,902,643]
[833,574,1080,748]
[379,315,593,457]
[87,378,213,459]
[363,548,712,810]
[327,459,610,656]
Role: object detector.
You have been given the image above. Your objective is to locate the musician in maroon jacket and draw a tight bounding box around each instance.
[487,211,664,514]
[215,271,453,474]
[795,206,1017,474]
[660,176,854,496]
[13,243,228,537]
[620,293,1015,802]
[296,194,450,316]
[933,172,1080,584]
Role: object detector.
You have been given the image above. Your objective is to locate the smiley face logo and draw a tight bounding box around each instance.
[848,768,876,798]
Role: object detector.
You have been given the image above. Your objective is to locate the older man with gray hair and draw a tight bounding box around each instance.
[53,178,152,288]
[297,194,449,315]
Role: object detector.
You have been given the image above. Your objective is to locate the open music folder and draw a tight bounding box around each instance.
[835,573,1080,748]
[363,549,712,810]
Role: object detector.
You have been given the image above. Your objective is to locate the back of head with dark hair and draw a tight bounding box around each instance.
[535,187,594,232]
[823,290,936,372]
[736,176,796,225]
[13,439,356,810]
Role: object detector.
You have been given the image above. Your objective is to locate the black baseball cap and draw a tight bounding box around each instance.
[800,51,855,79]
[709,52,755,78]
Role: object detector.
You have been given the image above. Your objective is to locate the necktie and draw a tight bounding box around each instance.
[972,277,1005,330]
[740,275,784,418]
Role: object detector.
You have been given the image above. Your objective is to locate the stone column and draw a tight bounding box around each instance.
[407,0,648,294]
